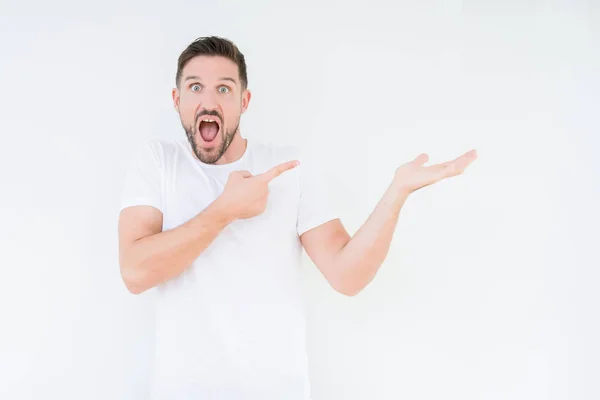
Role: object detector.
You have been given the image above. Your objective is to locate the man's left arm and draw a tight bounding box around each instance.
[301,150,477,296]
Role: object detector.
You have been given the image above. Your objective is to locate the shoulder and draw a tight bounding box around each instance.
[249,139,303,165]
[129,138,188,165]
[248,140,326,182]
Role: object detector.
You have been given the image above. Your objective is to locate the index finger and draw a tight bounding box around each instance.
[433,149,477,178]
[258,160,300,182]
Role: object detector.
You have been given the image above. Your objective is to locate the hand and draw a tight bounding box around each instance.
[393,149,478,195]
[217,160,300,220]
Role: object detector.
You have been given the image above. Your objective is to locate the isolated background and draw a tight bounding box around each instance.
[1,1,599,399]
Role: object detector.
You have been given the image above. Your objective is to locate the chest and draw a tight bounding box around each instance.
[162,162,300,251]
[155,153,305,302]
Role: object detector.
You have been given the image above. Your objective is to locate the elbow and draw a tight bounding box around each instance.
[122,273,146,295]
[124,281,146,295]
[119,248,157,294]
[329,267,376,297]
[336,286,362,297]
[120,263,151,295]
[330,277,366,297]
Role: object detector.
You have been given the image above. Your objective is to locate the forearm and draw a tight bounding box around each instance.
[121,200,233,293]
[334,181,409,295]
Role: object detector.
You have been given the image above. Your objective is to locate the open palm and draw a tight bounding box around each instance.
[394,149,478,194]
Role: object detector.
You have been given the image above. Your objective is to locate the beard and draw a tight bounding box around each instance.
[182,112,240,164]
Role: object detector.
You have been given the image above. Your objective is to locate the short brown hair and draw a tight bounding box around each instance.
[175,36,248,90]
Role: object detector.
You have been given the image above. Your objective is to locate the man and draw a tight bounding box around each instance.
[118,36,477,399]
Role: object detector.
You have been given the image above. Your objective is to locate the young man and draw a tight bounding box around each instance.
[118,36,477,399]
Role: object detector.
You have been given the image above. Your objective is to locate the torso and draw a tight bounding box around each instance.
[151,138,312,400]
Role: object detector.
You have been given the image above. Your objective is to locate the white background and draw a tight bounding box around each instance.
[1,1,599,399]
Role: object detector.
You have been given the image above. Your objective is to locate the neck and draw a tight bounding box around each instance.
[215,132,247,165]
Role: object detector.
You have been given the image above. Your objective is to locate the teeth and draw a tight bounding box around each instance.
[202,119,216,122]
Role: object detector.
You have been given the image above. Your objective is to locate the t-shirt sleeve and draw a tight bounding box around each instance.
[296,150,339,236]
[119,140,164,213]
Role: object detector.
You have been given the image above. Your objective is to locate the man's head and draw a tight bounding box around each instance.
[172,36,251,164]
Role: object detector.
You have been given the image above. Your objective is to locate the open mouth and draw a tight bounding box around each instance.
[198,118,221,143]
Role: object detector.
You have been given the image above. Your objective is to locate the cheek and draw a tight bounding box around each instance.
[178,97,195,112]
[179,98,199,120]
[223,99,243,117]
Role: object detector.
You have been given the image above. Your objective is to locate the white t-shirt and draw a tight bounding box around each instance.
[119,137,338,400]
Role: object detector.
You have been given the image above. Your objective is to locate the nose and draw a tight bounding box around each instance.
[199,90,219,110]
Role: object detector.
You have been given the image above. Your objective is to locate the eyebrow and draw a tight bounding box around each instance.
[183,75,237,84]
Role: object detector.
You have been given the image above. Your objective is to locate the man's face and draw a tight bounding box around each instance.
[173,55,250,164]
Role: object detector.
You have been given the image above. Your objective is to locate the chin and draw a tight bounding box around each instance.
[193,135,225,163]
[195,150,221,164]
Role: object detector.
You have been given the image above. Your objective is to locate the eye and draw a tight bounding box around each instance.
[190,84,201,92]
[218,86,230,94]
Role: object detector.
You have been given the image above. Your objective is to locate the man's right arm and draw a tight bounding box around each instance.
[118,199,233,294]
[117,158,299,294]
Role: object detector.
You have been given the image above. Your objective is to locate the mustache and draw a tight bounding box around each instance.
[196,110,222,123]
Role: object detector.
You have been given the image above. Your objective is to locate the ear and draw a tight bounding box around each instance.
[241,89,251,114]
[172,88,180,112]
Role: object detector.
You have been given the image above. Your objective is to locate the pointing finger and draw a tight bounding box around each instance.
[258,160,300,182]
